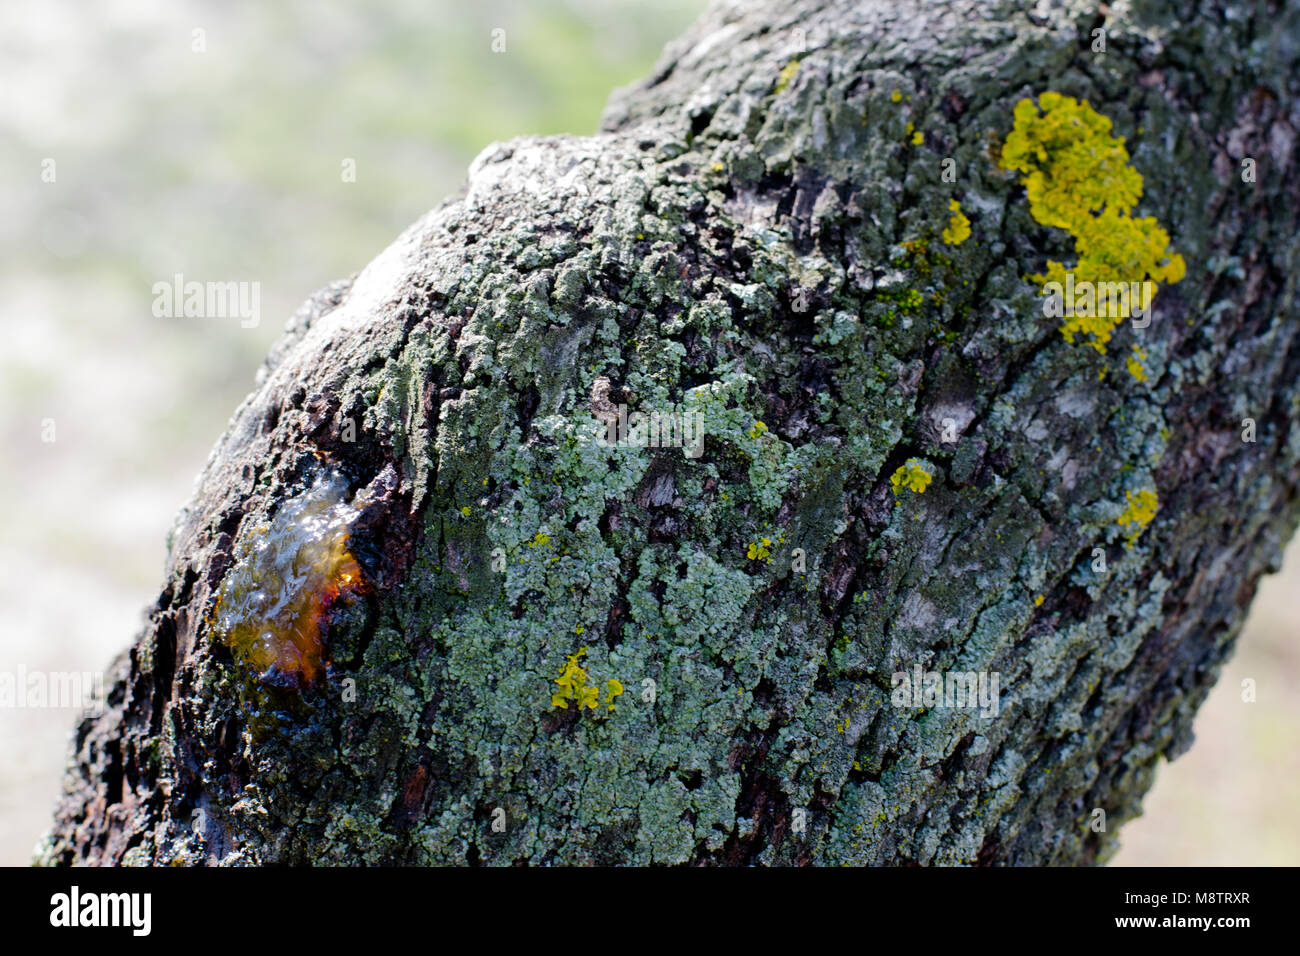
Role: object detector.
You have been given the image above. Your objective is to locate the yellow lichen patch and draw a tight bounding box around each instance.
[749,420,769,440]
[1117,488,1159,542]
[605,678,623,711]
[747,537,773,561]
[775,59,800,93]
[552,648,622,713]
[1126,346,1149,382]
[890,460,933,495]
[942,199,971,245]
[551,648,599,710]
[209,470,365,686]
[528,530,552,549]
[999,92,1185,352]
[891,89,903,103]
[905,121,923,145]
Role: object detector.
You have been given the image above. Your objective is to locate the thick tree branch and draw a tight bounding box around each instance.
[39,0,1300,865]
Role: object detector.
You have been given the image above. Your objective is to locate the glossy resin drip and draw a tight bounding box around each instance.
[210,470,365,686]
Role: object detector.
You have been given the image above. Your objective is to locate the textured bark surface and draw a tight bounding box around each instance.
[40,0,1300,865]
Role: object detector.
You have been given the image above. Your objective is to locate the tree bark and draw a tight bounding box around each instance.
[39,0,1300,866]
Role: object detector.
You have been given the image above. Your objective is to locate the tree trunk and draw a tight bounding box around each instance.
[39,0,1300,866]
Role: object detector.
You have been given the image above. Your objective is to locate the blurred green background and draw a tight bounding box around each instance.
[0,0,1294,867]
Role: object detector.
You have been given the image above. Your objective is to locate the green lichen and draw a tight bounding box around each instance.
[889,459,933,495]
[1117,488,1158,543]
[774,59,800,94]
[551,647,601,710]
[941,199,971,246]
[1126,346,1149,382]
[894,238,953,277]
[999,92,1186,352]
